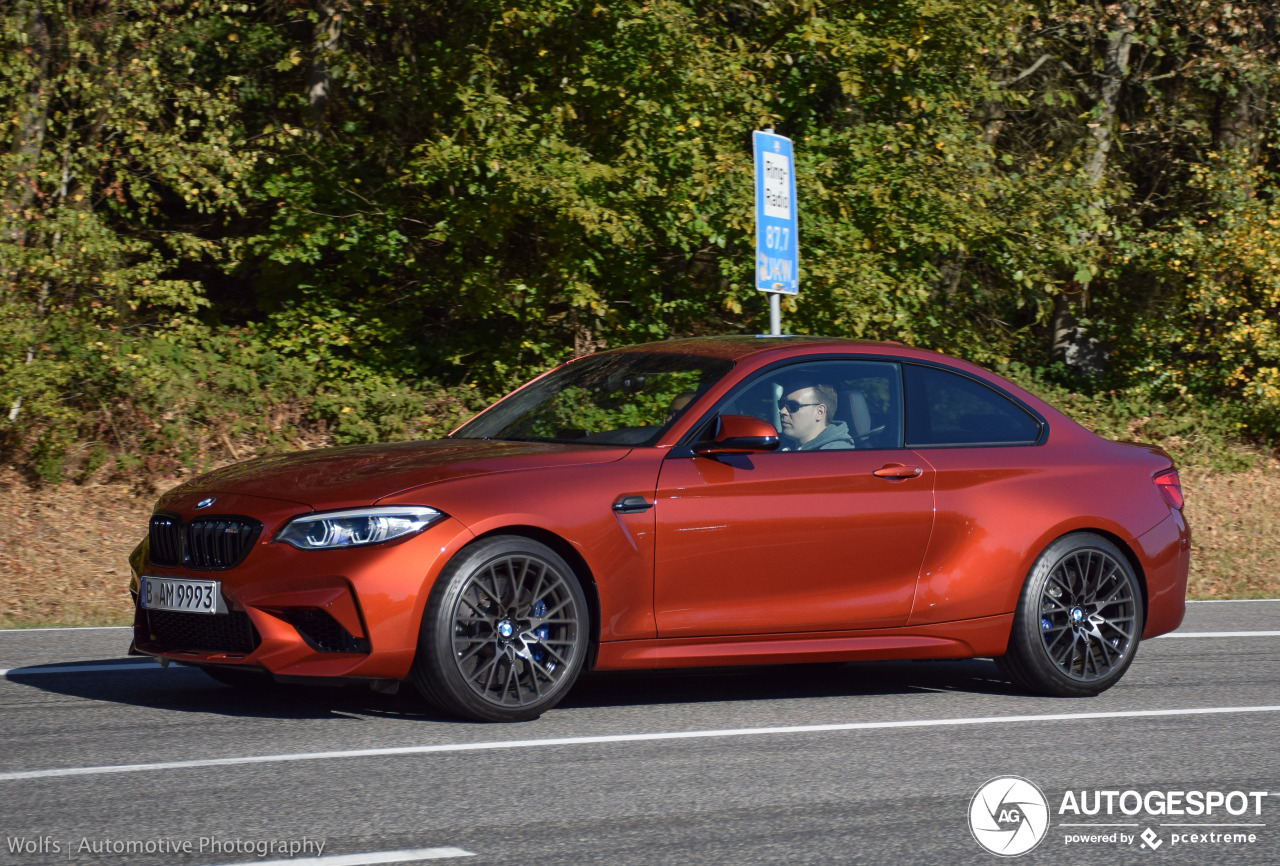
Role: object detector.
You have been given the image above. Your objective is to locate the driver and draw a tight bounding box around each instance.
[777,382,855,451]
[664,390,697,424]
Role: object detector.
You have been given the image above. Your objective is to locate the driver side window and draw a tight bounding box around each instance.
[718,360,903,451]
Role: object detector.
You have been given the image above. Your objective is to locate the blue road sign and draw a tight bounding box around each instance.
[754,130,799,295]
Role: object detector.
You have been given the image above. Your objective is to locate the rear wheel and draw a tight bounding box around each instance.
[999,533,1143,697]
[412,536,589,722]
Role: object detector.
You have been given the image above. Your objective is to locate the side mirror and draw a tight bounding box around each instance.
[693,415,781,455]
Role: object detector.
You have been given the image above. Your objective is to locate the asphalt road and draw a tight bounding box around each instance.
[1,600,1278,866]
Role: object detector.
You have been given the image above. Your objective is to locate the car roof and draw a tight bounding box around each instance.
[608,334,926,364]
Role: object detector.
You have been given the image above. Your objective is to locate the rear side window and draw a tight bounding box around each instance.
[904,365,1042,447]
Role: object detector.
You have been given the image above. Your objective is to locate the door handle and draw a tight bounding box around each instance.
[612,495,654,514]
[872,464,922,479]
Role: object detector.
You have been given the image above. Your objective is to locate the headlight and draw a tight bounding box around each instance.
[275,506,444,550]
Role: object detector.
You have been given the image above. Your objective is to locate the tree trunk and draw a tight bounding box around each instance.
[306,0,344,129]
[1052,3,1135,370]
[1219,84,1259,157]
[5,0,53,423]
[4,0,51,249]
[1083,7,1135,188]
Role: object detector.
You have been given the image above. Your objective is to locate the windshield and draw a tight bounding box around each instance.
[454,352,732,446]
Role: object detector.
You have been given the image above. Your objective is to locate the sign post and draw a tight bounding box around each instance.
[753,129,799,335]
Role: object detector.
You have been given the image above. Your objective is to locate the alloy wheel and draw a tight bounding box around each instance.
[1036,548,1138,682]
[448,552,583,710]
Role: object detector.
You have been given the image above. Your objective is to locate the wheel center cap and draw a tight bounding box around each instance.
[1071,607,1084,623]
[496,619,515,639]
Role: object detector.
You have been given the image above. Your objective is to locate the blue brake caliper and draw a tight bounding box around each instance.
[531,599,553,671]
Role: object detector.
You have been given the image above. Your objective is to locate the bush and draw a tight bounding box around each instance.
[1000,363,1261,473]
[0,324,488,485]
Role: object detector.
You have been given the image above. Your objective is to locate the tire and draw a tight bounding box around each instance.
[412,536,590,722]
[998,532,1144,697]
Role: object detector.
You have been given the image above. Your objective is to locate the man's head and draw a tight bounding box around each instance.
[665,390,696,423]
[778,383,836,446]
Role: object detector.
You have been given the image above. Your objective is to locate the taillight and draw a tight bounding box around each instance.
[1154,469,1184,510]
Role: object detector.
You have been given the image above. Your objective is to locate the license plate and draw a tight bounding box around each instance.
[140,576,227,615]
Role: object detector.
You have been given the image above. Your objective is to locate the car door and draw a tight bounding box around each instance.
[898,361,1051,625]
[652,359,936,637]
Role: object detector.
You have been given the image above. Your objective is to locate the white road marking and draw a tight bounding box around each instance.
[1158,631,1280,638]
[1187,599,1280,603]
[205,848,474,866]
[1,661,163,677]
[0,625,131,633]
[1,704,1278,783]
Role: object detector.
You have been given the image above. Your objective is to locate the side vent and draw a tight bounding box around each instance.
[277,608,371,653]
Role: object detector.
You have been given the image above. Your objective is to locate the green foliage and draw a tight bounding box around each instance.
[1002,364,1259,473]
[0,0,262,477]
[10,326,483,483]
[1109,154,1280,438]
[3,0,1280,481]
[242,0,1082,384]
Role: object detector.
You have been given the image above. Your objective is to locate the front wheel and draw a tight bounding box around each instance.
[412,536,590,722]
[998,533,1144,697]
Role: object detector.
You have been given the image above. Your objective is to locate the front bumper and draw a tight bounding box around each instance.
[130,512,472,681]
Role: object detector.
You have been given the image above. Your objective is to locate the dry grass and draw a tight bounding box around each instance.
[0,459,1275,629]
[1182,458,1280,599]
[0,467,151,628]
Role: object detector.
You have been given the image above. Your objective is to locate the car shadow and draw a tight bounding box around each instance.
[3,660,448,721]
[563,658,1021,709]
[4,656,1022,722]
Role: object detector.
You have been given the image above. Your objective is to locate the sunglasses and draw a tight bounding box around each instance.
[777,399,821,413]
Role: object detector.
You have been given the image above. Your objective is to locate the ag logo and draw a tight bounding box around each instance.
[969,776,1050,856]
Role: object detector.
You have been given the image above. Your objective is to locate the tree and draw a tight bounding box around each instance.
[0,0,259,467]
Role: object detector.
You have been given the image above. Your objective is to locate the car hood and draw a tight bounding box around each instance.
[159,439,630,511]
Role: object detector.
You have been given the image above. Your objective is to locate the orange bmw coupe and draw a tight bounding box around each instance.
[129,336,1189,721]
